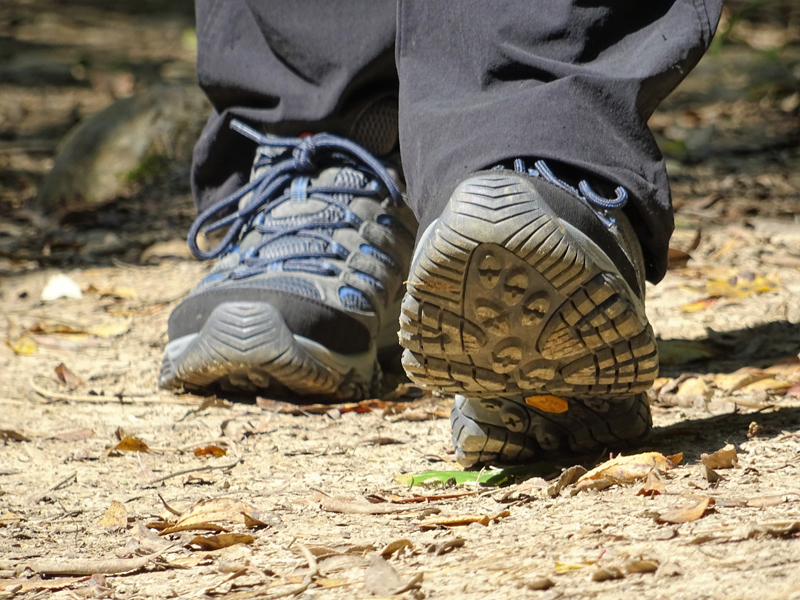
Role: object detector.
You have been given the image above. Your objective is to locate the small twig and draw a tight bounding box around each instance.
[29,376,197,405]
[27,471,77,504]
[157,493,182,517]
[3,545,178,575]
[146,456,242,485]
[259,544,319,600]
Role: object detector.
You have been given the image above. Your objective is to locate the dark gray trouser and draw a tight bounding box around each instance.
[192,0,723,282]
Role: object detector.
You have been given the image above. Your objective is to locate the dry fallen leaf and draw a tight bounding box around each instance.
[0,429,30,442]
[55,362,85,387]
[625,559,659,574]
[746,495,790,509]
[242,512,270,530]
[176,497,264,527]
[656,497,714,524]
[193,445,227,457]
[636,470,666,497]
[575,452,673,490]
[6,335,37,356]
[705,272,779,299]
[0,512,24,527]
[547,465,588,497]
[188,533,254,551]
[714,367,770,394]
[48,428,93,442]
[0,577,91,593]
[320,496,419,515]
[666,452,684,466]
[158,522,228,536]
[416,510,510,531]
[667,247,692,269]
[87,317,132,338]
[97,501,128,530]
[379,539,414,558]
[701,444,739,469]
[739,378,794,394]
[112,436,150,453]
[592,566,624,582]
[363,555,423,597]
[86,284,138,300]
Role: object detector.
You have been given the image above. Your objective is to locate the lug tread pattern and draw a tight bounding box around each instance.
[398,173,658,467]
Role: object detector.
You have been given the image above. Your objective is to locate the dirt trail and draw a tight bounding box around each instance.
[2,2,800,599]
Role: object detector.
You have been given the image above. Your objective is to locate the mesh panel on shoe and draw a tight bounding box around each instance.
[350,97,398,157]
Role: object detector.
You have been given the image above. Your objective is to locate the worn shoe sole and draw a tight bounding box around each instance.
[159,301,378,400]
[398,173,657,467]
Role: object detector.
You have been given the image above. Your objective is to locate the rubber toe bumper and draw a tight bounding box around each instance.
[160,301,378,400]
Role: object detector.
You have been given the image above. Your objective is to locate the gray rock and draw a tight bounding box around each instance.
[39,84,210,211]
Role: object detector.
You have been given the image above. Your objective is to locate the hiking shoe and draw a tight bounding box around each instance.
[398,160,657,467]
[160,120,416,399]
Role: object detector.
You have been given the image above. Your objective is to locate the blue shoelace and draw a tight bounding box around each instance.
[498,158,628,224]
[187,119,403,280]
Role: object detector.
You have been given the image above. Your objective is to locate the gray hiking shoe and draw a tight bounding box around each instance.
[160,120,416,399]
[399,160,657,467]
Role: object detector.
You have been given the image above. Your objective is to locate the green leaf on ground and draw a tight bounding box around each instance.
[395,464,560,488]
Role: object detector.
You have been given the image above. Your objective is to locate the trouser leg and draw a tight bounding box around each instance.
[191,0,398,212]
[396,0,723,282]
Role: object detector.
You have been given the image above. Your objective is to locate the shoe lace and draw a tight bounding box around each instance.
[499,158,628,221]
[187,119,403,280]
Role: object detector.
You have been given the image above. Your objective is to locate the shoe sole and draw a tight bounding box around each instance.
[159,301,378,400]
[398,173,657,466]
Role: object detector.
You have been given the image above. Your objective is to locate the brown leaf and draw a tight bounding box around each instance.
[524,577,555,591]
[625,559,659,574]
[97,501,128,530]
[713,367,770,394]
[50,428,94,441]
[158,522,228,536]
[193,445,227,457]
[379,539,413,558]
[320,496,418,515]
[575,452,672,490]
[176,497,263,527]
[188,533,254,551]
[360,436,404,446]
[591,566,625,582]
[242,512,270,530]
[547,465,588,497]
[14,550,168,575]
[636,470,666,497]
[656,497,714,524]
[363,555,423,597]
[746,495,789,508]
[667,247,692,270]
[0,512,24,527]
[86,284,138,300]
[112,436,150,453]
[427,537,466,556]
[700,444,738,469]
[0,429,30,442]
[666,452,683,466]
[54,362,85,387]
[0,577,91,593]
[87,317,132,338]
[740,378,794,394]
[701,464,722,485]
[416,510,510,531]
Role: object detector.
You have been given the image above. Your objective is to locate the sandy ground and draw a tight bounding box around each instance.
[2,2,800,599]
